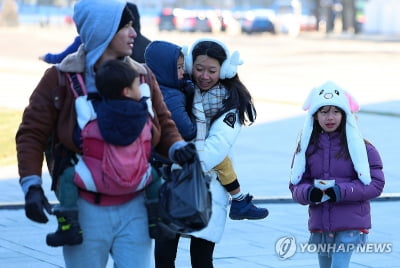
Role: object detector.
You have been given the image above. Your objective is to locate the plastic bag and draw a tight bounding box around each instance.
[159,155,212,233]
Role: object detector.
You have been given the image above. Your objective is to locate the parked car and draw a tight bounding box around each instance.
[273,0,302,35]
[156,8,176,31]
[241,16,275,34]
[239,9,275,34]
[177,15,212,33]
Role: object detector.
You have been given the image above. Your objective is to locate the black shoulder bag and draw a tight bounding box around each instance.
[158,155,212,233]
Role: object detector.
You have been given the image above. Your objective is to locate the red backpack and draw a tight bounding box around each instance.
[74,118,152,196]
[67,73,153,196]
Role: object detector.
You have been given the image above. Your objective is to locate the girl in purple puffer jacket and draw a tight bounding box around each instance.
[289,81,385,268]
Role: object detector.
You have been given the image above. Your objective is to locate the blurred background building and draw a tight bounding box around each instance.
[363,0,400,34]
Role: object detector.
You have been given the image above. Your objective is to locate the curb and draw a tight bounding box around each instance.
[360,109,400,118]
[253,193,400,204]
[1,193,399,210]
[254,98,400,118]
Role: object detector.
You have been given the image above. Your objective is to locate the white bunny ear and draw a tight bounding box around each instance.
[230,51,243,66]
[344,91,360,112]
[220,50,243,79]
[181,45,192,74]
[181,45,189,57]
[302,87,317,111]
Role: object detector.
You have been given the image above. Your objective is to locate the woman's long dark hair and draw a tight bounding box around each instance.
[191,41,256,126]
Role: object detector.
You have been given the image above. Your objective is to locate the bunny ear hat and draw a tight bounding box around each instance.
[290,81,371,185]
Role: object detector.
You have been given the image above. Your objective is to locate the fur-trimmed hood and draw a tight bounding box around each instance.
[57,45,148,79]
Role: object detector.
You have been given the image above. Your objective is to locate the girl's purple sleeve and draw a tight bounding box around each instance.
[337,143,385,202]
[289,181,313,205]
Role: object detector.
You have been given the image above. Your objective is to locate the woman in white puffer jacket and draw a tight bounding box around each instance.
[155,38,260,268]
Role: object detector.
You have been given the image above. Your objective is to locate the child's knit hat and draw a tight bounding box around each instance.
[290,81,371,185]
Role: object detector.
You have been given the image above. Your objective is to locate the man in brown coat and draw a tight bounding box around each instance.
[15,0,195,266]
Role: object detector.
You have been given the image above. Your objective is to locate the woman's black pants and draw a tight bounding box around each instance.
[155,235,215,268]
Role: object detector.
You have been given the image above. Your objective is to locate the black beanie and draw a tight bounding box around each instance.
[117,5,134,33]
[127,3,140,33]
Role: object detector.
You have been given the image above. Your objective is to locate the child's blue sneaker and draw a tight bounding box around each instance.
[229,194,269,220]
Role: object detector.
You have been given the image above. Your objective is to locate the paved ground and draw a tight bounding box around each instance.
[1,25,400,267]
[0,200,399,268]
[1,103,399,268]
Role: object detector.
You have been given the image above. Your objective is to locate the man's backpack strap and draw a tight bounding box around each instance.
[142,64,155,89]
[66,72,87,97]
[48,71,86,191]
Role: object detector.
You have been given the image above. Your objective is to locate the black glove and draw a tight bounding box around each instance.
[25,185,52,223]
[308,187,323,203]
[174,143,197,166]
[325,185,341,202]
[181,75,195,96]
[182,78,195,113]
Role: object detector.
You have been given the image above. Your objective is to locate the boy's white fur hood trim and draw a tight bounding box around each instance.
[290,81,371,185]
